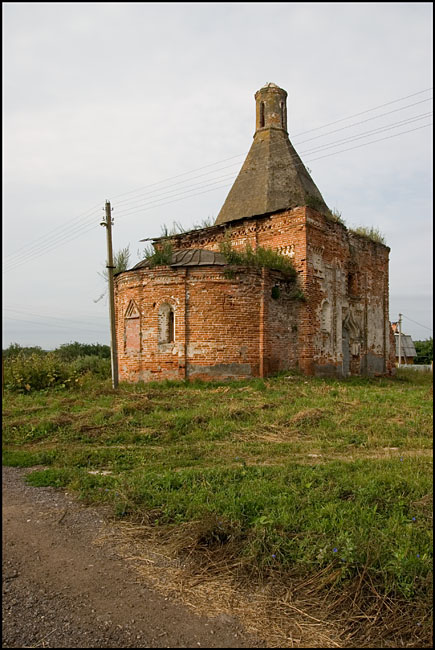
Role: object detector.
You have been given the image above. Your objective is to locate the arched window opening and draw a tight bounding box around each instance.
[158,303,175,344]
[259,101,265,128]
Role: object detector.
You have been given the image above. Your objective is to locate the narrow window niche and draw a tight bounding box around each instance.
[158,303,175,343]
[321,299,332,333]
[259,101,265,128]
[280,101,286,128]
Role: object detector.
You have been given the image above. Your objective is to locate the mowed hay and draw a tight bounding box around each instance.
[101,519,346,648]
[98,515,432,648]
[289,408,327,426]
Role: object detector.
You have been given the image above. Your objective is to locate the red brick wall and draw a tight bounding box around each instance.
[161,206,391,377]
[263,269,301,375]
[115,266,299,381]
[115,265,302,382]
[302,209,391,376]
[117,206,391,382]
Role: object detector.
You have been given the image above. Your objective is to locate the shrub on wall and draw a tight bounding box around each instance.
[142,241,174,267]
[219,241,297,279]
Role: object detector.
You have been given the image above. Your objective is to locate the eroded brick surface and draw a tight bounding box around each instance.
[114,207,393,382]
[114,83,394,383]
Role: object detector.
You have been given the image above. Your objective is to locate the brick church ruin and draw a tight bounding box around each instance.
[114,83,395,382]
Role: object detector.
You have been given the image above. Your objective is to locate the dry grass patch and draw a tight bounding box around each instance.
[290,408,328,425]
[101,519,346,648]
[100,515,432,648]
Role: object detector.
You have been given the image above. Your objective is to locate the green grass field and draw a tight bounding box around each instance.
[2,368,433,647]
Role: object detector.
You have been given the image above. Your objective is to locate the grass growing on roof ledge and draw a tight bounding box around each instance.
[219,240,297,278]
[349,226,387,245]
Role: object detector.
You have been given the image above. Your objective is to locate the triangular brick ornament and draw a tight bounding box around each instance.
[125,300,140,319]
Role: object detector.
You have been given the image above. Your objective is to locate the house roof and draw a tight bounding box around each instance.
[394,333,417,357]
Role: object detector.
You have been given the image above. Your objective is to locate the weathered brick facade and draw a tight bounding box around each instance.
[114,83,395,382]
[115,264,301,382]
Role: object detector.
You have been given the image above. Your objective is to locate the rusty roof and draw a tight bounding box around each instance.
[132,248,227,270]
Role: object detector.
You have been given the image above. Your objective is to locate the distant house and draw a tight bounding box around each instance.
[391,322,417,365]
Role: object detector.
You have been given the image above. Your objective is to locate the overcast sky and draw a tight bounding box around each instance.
[3,2,433,349]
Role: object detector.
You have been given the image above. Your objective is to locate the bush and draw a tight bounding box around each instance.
[141,241,174,267]
[69,355,111,378]
[3,352,81,393]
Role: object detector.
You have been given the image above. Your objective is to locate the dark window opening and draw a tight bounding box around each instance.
[259,102,265,128]
[271,285,280,299]
[168,309,174,343]
[348,273,358,296]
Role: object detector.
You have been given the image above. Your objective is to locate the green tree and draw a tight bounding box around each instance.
[2,343,46,359]
[413,338,433,365]
[54,342,110,361]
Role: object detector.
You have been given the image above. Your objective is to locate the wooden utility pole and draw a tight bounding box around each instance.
[101,200,119,389]
[398,313,403,367]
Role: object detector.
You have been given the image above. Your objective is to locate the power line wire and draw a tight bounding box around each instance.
[291,87,433,137]
[3,307,108,329]
[300,112,432,155]
[6,106,431,267]
[4,120,432,273]
[3,209,103,269]
[4,98,432,272]
[401,314,433,332]
[303,122,431,163]
[3,315,107,334]
[294,97,432,145]
[5,89,432,258]
[109,87,433,201]
[113,171,239,211]
[4,204,102,262]
[113,121,432,220]
[113,107,432,212]
[3,222,100,274]
[112,97,433,211]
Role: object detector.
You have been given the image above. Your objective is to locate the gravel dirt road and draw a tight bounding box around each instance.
[2,466,267,649]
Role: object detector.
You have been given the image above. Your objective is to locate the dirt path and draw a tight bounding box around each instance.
[2,466,267,649]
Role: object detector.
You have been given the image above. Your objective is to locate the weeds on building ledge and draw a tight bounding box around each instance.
[349,226,387,245]
[219,240,298,279]
[142,241,174,267]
